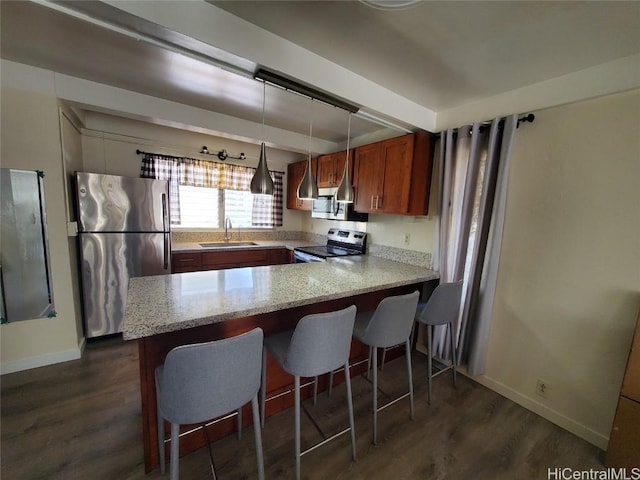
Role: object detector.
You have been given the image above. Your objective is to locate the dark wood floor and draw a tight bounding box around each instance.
[1,336,604,479]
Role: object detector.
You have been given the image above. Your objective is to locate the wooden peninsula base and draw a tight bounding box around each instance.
[137,282,424,472]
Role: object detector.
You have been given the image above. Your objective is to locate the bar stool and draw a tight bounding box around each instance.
[351,290,420,445]
[155,328,265,480]
[415,281,463,404]
[260,305,357,480]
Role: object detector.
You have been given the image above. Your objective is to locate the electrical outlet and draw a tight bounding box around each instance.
[535,378,549,398]
[403,233,410,245]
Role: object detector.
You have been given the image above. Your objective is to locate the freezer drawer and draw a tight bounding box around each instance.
[79,232,170,337]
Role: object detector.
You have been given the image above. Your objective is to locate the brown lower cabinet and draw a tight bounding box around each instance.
[606,308,640,468]
[172,247,291,273]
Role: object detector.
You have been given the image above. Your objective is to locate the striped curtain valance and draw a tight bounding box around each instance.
[141,153,283,227]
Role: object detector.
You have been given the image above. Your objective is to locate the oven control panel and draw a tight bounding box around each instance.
[327,228,367,249]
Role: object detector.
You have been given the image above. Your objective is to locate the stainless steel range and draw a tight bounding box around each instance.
[294,228,367,263]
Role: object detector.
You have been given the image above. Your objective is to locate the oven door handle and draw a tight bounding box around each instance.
[293,250,324,263]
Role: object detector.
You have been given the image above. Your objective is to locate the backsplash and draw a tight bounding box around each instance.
[172,230,325,244]
[368,243,432,268]
[172,230,432,268]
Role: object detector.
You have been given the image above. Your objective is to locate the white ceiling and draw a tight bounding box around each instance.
[212,0,640,111]
[2,0,639,155]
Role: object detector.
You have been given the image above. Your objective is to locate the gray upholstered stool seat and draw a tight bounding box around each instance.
[415,281,464,404]
[350,290,420,445]
[155,328,265,480]
[261,305,357,480]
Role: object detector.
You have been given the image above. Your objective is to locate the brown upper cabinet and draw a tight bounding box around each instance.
[287,158,317,211]
[316,150,353,188]
[353,132,433,215]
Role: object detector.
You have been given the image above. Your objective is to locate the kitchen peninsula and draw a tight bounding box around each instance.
[123,256,438,472]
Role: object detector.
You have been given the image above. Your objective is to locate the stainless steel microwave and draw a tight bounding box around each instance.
[311,188,368,222]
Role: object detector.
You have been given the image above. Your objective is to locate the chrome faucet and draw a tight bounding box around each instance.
[224,216,233,242]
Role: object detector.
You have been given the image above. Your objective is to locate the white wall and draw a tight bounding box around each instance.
[0,84,83,373]
[305,214,436,254]
[59,107,86,344]
[79,112,307,232]
[469,89,640,449]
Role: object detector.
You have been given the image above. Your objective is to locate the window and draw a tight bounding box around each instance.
[175,185,268,229]
[141,154,283,229]
[224,189,254,228]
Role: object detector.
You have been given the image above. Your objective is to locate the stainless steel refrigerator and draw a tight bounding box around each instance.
[76,172,171,338]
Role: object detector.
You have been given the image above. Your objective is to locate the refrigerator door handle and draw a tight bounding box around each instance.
[162,193,169,270]
[161,193,168,232]
[163,233,169,271]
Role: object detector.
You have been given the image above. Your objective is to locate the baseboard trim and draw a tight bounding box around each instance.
[412,347,609,450]
[1,341,84,375]
[465,373,609,450]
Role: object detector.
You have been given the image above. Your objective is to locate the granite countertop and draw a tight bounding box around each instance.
[123,256,439,340]
[171,239,317,253]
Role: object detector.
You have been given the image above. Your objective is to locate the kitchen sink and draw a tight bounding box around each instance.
[199,242,258,248]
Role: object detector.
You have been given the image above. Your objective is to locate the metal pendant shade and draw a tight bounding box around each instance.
[250,142,274,195]
[336,113,355,203]
[335,159,354,203]
[297,154,318,200]
[250,81,275,195]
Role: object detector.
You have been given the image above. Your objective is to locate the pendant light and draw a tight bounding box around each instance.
[297,102,318,200]
[335,113,355,203]
[250,81,275,195]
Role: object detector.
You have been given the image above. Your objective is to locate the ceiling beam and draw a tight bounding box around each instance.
[99,0,437,132]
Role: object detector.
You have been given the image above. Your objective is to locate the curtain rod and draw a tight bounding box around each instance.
[517,113,535,126]
[135,149,285,174]
[479,113,535,128]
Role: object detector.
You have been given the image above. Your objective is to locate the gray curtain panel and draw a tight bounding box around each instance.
[432,115,518,375]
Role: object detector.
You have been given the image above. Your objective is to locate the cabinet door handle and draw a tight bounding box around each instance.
[370,196,375,209]
[377,196,382,209]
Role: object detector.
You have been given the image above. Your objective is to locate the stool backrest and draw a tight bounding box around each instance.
[361,291,420,348]
[285,305,357,378]
[417,281,463,326]
[158,328,264,425]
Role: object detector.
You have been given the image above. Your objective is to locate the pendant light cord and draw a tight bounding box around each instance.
[346,113,351,156]
[261,81,266,141]
[308,98,313,157]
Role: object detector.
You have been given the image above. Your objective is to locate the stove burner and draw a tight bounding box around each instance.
[294,229,367,262]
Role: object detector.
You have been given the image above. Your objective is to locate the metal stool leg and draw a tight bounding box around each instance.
[344,361,357,461]
[251,395,265,480]
[294,376,301,480]
[427,325,433,405]
[170,422,180,480]
[260,348,267,427]
[202,423,218,480]
[372,346,378,445]
[157,409,166,475]
[328,370,334,396]
[449,322,457,388]
[313,376,318,405]
[405,339,414,420]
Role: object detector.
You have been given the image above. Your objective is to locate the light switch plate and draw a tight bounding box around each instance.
[67,221,78,237]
